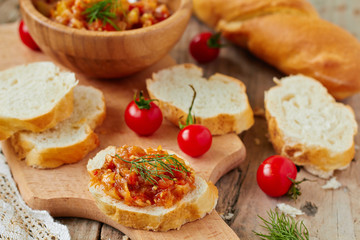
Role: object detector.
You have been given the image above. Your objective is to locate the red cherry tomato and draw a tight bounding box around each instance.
[103,22,116,31]
[189,32,220,63]
[124,92,163,136]
[18,20,40,51]
[256,155,297,197]
[177,124,212,157]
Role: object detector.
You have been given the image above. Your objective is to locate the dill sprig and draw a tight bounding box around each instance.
[179,85,197,129]
[83,0,120,30]
[253,209,309,240]
[115,154,190,185]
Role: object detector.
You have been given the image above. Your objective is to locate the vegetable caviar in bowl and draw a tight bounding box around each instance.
[89,145,196,208]
[22,0,191,77]
[34,0,171,31]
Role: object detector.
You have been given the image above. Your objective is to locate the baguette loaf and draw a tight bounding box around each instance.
[87,146,218,231]
[265,75,358,178]
[0,62,78,140]
[146,64,254,135]
[10,85,106,168]
[193,0,360,100]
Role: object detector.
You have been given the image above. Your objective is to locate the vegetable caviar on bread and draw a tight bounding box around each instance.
[87,145,218,231]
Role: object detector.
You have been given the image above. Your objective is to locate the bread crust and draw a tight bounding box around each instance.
[220,15,360,100]
[265,109,355,178]
[87,146,218,231]
[10,126,100,169]
[264,76,357,178]
[146,64,254,135]
[0,89,75,140]
[193,0,317,28]
[193,0,360,99]
[10,85,106,169]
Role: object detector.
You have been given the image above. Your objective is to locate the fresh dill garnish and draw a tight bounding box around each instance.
[82,0,120,30]
[115,153,190,185]
[253,209,309,240]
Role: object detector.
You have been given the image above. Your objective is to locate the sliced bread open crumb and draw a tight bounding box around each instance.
[0,62,78,140]
[265,75,358,178]
[146,64,254,135]
[10,85,106,169]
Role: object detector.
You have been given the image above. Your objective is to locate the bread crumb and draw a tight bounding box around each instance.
[322,177,342,190]
[253,107,265,117]
[254,138,261,145]
[223,212,234,220]
[273,77,281,85]
[355,145,359,151]
[122,236,129,240]
[276,203,304,217]
[220,210,235,221]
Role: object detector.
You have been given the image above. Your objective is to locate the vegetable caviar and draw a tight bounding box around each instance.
[90,145,196,208]
[35,0,171,31]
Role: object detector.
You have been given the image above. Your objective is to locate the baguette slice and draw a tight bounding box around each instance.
[10,85,106,169]
[146,64,254,135]
[0,62,78,140]
[265,75,358,178]
[87,146,218,231]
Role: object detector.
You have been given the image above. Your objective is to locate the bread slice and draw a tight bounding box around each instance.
[10,85,106,169]
[0,62,78,140]
[146,64,254,135]
[265,75,358,178]
[87,146,218,231]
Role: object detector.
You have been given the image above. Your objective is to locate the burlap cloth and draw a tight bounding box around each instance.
[0,145,71,240]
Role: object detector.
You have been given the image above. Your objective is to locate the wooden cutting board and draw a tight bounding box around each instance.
[0,23,243,239]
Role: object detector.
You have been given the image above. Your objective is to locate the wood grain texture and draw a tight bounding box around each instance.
[171,2,360,238]
[1,0,360,239]
[19,0,192,78]
[0,22,244,240]
[177,12,360,240]
[56,218,101,240]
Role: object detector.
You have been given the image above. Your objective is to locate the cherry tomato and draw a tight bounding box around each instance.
[189,32,221,63]
[89,19,116,31]
[124,92,163,136]
[102,22,116,31]
[256,155,297,197]
[177,124,212,157]
[18,20,40,51]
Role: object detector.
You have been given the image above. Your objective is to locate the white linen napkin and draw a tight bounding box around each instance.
[0,145,71,240]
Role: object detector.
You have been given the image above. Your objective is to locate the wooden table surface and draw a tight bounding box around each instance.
[1,0,360,239]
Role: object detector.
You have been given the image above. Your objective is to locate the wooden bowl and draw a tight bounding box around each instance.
[19,0,192,78]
